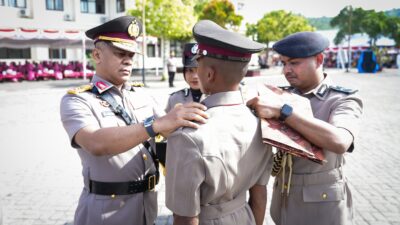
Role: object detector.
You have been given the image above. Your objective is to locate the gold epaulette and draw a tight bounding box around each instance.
[67,84,93,94]
[130,81,145,87]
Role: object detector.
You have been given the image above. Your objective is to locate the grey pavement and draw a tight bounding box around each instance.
[0,68,400,225]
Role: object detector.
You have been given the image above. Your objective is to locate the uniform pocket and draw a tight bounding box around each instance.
[303,180,344,202]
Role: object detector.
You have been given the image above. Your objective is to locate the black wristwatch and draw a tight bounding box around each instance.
[279,104,293,122]
[143,116,158,138]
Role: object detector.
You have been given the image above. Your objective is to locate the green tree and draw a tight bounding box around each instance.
[128,0,197,79]
[246,10,314,49]
[330,6,366,45]
[361,10,389,47]
[198,0,243,30]
[385,16,400,46]
[128,0,196,41]
[246,10,314,67]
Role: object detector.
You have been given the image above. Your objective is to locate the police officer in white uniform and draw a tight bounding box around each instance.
[59,16,208,225]
[247,31,363,225]
[165,20,274,225]
[165,43,204,112]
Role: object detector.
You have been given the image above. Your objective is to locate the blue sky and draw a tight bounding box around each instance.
[232,0,400,23]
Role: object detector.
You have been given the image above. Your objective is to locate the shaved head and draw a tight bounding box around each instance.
[203,57,248,86]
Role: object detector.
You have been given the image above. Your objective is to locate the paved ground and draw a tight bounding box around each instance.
[0,68,399,225]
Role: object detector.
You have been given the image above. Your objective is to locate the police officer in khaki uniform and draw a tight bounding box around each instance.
[165,20,274,225]
[165,43,204,113]
[60,16,208,225]
[247,31,363,225]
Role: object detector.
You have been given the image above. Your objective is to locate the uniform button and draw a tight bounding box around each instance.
[284,184,288,189]
[111,194,116,199]
[142,154,148,160]
[322,193,328,199]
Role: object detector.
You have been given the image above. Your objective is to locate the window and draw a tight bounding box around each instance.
[0,48,31,59]
[8,0,26,8]
[170,41,183,58]
[1,0,5,6]
[147,43,161,58]
[116,0,124,13]
[49,48,66,59]
[46,0,63,11]
[81,0,104,14]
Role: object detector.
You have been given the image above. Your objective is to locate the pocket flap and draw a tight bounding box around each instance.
[303,181,344,202]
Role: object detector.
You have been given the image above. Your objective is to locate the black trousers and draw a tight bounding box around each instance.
[168,71,175,87]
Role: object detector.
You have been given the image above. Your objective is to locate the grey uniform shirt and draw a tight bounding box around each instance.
[165,88,205,112]
[166,91,273,225]
[271,74,363,225]
[60,75,161,225]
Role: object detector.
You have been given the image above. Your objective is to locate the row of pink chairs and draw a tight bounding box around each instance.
[0,61,95,82]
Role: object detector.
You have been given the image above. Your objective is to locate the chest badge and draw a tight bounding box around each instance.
[99,100,110,107]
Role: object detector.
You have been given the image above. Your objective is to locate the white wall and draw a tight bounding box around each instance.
[0,0,136,63]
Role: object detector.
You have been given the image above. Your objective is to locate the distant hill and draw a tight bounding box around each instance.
[307,17,333,30]
[307,8,399,31]
[385,8,400,17]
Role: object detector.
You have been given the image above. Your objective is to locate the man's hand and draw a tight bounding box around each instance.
[153,102,209,137]
[246,84,285,119]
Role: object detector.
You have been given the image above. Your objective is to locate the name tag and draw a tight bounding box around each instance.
[101,110,115,117]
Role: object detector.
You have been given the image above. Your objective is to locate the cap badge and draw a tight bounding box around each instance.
[191,44,198,54]
[128,20,140,38]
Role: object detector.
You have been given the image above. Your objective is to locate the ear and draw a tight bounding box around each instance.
[207,65,216,83]
[315,53,324,68]
[92,48,101,64]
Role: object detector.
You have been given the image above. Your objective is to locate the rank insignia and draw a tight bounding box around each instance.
[67,84,93,94]
[128,20,140,38]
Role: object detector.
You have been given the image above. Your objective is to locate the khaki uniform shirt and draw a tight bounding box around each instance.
[271,74,363,225]
[60,75,161,225]
[165,88,205,112]
[165,91,274,225]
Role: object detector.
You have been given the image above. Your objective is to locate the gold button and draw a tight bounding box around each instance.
[284,184,288,189]
[143,154,148,160]
[111,194,116,199]
[322,193,328,199]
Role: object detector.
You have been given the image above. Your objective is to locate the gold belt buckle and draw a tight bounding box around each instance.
[148,175,156,191]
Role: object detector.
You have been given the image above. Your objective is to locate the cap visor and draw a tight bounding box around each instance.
[110,41,141,54]
[192,54,202,61]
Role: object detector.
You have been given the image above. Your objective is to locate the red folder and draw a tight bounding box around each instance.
[259,89,325,164]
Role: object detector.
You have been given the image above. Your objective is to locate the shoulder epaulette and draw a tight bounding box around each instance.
[329,85,358,94]
[67,84,93,94]
[170,88,188,96]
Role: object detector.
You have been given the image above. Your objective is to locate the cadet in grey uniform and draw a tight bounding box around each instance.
[247,32,363,225]
[165,20,274,225]
[59,16,208,225]
[165,43,204,113]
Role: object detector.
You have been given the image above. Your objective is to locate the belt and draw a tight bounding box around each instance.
[200,193,246,220]
[89,173,159,196]
[277,167,344,187]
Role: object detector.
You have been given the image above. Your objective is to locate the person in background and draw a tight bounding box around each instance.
[247,31,363,225]
[167,51,177,87]
[165,43,204,112]
[60,16,208,225]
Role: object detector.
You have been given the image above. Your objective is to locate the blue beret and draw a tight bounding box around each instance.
[193,20,265,62]
[273,32,329,58]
